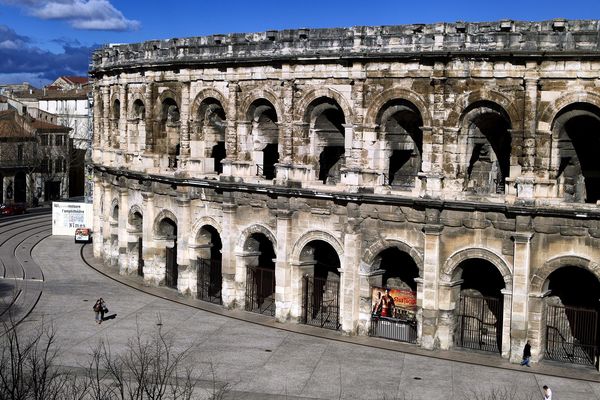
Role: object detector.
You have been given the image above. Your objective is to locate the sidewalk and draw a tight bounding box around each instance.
[80,244,600,384]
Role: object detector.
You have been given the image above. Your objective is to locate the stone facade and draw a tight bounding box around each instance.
[90,20,600,366]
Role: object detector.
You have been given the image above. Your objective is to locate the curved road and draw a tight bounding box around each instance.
[0,213,596,399]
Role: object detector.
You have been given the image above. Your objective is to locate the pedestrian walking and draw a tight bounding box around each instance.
[93,298,108,324]
[520,340,531,367]
[543,385,552,400]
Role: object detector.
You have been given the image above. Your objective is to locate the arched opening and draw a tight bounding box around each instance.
[196,225,223,304]
[157,98,180,160]
[133,99,145,119]
[454,258,505,353]
[301,240,341,330]
[461,102,512,195]
[544,266,600,366]
[553,103,600,203]
[244,233,276,316]
[158,217,178,289]
[377,100,423,188]
[128,211,143,276]
[13,171,26,203]
[307,98,346,185]
[369,247,420,343]
[196,98,226,174]
[248,99,279,180]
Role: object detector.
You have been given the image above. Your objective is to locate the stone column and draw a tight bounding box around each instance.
[92,176,104,257]
[180,82,191,156]
[421,224,443,349]
[275,197,293,321]
[223,82,239,176]
[220,192,237,308]
[141,190,156,284]
[93,88,102,148]
[118,84,127,149]
[423,74,446,197]
[117,185,129,274]
[509,232,534,362]
[102,182,113,265]
[280,80,294,164]
[176,194,191,291]
[523,74,538,174]
[340,207,362,333]
[101,86,110,148]
[144,82,154,152]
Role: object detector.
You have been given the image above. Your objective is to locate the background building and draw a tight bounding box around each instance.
[90,20,600,370]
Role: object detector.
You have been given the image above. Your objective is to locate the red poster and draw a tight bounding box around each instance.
[371,287,416,320]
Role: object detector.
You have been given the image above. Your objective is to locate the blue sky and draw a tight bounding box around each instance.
[1,0,600,87]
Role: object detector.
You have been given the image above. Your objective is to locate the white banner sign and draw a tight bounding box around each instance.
[52,201,93,236]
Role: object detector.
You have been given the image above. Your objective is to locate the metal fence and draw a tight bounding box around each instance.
[370,317,417,343]
[546,305,597,366]
[455,294,502,353]
[245,266,276,316]
[302,275,340,331]
[197,258,222,305]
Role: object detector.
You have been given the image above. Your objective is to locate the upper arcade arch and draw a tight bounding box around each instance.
[296,87,354,125]
[364,88,432,128]
[238,88,284,123]
[190,217,223,246]
[190,88,228,119]
[447,90,520,129]
[538,91,600,129]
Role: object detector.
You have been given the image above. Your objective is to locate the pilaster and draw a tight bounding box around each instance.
[510,232,534,362]
[220,192,237,308]
[180,82,191,156]
[275,198,293,321]
[421,223,443,349]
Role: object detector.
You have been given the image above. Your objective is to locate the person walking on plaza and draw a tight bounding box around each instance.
[543,385,552,400]
[93,298,108,324]
[520,340,531,367]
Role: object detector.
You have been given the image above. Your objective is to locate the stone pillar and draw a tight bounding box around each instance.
[223,82,239,176]
[275,198,293,321]
[510,232,534,362]
[141,190,156,284]
[92,176,104,257]
[101,86,110,148]
[180,82,191,156]
[93,89,102,148]
[421,224,443,349]
[220,192,237,308]
[340,210,362,333]
[102,182,113,266]
[424,73,446,197]
[280,80,294,164]
[176,194,191,291]
[117,185,128,274]
[144,82,155,152]
[118,84,127,149]
[523,74,538,174]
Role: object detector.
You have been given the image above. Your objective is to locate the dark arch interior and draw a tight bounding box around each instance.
[308,98,346,184]
[112,99,120,120]
[158,218,177,239]
[112,205,119,221]
[204,225,222,260]
[161,98,179,122]
[547,266,600,309]
[311,240,340,279]
[249,233,275,269]
[556,103,600,203]
[457,258,505,298]
[133,99,145,119]
[463,103,512,195]
[379,247,419,291]
[14,171,26,203]
[130,211,143,231]
[250,100,279,180]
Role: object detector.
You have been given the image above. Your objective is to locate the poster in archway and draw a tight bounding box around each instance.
[371,286,416,321]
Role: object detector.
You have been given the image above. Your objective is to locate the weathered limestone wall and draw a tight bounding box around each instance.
[90,20,600,366]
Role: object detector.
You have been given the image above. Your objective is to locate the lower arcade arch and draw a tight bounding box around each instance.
[194,225,223,304]
[367,247,421,343]
[451,258,506,354]
[242,232,276,316]
[127,210,144,276]
[300,240,341,330]
[542,265,600,366]
[156,217,178,289]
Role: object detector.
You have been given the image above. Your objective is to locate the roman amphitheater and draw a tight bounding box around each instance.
[90,19,600,368]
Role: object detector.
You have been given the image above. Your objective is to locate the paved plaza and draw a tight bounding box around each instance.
[17,230,600,399]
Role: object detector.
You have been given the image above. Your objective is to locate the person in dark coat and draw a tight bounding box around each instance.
[520,340,532,367]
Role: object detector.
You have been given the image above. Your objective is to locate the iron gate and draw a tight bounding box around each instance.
[197,258,222,304]
[302,275,340,330]
[456,294,502,353]
[137,237,144,277]
[245,266,275,316]
[165,245,177,289]
[546,305,598,366]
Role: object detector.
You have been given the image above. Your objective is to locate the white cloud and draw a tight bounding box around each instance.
[0,0,140,31]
